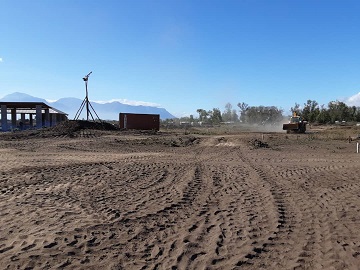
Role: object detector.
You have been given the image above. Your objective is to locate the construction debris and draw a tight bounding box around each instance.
[251,139,269,148]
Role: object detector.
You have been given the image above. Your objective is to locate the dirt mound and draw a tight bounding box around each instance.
[50,120,118,134]
[169,136,199,147]
[249,138,269,148]
[0,120,118,140]
[112,135,200,148]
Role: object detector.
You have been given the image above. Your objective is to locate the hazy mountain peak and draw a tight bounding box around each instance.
[1,92,47,102]
[0,92,175,120]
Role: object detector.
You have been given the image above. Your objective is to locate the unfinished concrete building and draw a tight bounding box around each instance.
[0,102,68,131]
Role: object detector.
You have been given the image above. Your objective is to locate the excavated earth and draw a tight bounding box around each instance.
[1,125,360,270]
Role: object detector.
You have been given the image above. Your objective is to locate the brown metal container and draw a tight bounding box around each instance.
[119,113,160,131]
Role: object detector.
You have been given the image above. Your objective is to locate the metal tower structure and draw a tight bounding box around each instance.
[74,71,101,121]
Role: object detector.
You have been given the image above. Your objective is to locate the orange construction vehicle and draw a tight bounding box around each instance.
[282,113,307,133]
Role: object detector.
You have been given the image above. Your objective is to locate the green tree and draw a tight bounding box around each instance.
[237,102,249,122]
[241,106,283,125]
[290,103,302,116]
[266,106,284,123]
[350,106,360,122]
[210,108,223,124]
[222,103,233,122]
[327,101,350,123]
[302,100,320,122]
[189,114,194,123]
[231,109,239,122]
[196,109,208,122]
[316,105,330,123]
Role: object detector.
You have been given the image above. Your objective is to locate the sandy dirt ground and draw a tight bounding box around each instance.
[1,127,360,270]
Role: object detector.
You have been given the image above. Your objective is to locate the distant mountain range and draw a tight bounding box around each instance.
[0,92,176,120]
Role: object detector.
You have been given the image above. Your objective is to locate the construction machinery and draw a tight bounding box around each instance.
[283,113,307,133]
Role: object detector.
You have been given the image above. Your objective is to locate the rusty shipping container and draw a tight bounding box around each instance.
[119,113,160,131]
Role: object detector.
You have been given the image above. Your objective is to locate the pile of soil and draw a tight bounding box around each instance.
[50,120,118,134]
[113,135,200,148]
[249,138,269,148]
[0,120,118,140]
[169,135,199,147]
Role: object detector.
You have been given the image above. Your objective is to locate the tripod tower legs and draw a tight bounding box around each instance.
[74,71,101,122]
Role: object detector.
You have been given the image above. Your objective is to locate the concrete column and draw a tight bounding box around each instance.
[20,113,25,130]
[44,109,50,127]
[51,113,57,127]
[11,109,17,130]
[36,105,42,129]
[1,105,7,132]
[29,114,33,127]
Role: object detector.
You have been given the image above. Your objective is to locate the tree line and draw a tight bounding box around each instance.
[165,99,360,126]
[174,103,284,125]
[291,100,360,124]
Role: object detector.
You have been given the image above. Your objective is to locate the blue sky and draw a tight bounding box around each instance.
[1,0,360,117]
